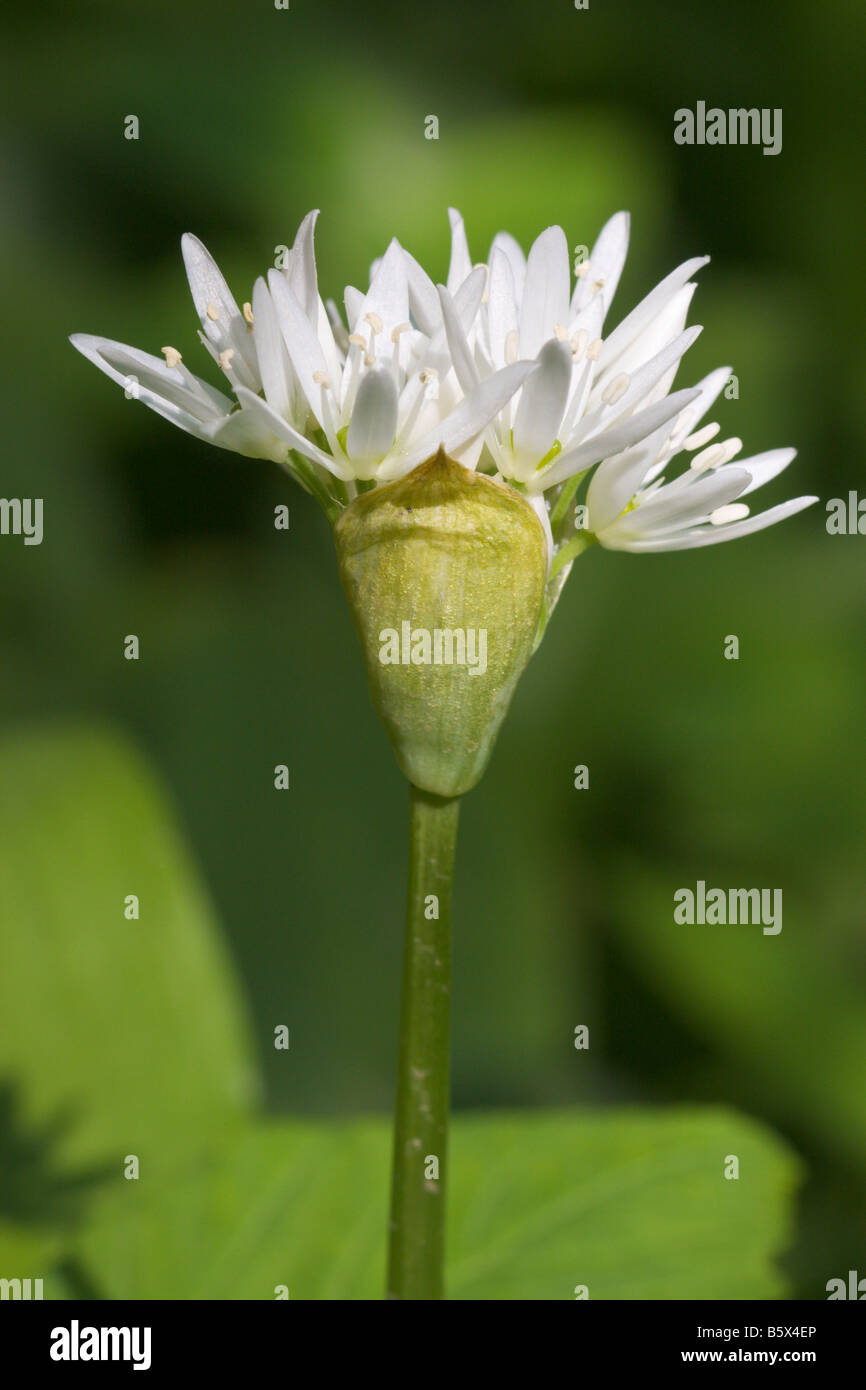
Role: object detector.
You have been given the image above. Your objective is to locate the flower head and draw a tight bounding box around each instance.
[71,206,815,593]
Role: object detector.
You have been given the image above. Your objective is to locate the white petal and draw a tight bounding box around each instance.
[489,230,526,301]
[607,467,750,538]
[598,284,697,385]
[403,250,442,336]
[668,364,733,441]
[527,491,554,569]
[353,238,409,340]
[385,361,536,476]
[325,298,350,353]
[451,264,487,334]
[571,210,630,317]
[70,333,232,425]
[347,368,399,465]
[252,277,293,419]
[286,210,320,321]
[427,265,487,364]
[437,284,480,393]
[733,447,798,497]
[267,269,330,425]
[534,387,701,491]
[180,233,259,390]
[603,496,818,551]
[486,246,519,369]
[234,386,351,478]
[583,325,702,434]
[585,424,671,534]
[599,256,709,373]
[519,226,571,360]
[512,338,572,465]
[344,285,365,329]
[446,208,473,294]
[205,407,288,463]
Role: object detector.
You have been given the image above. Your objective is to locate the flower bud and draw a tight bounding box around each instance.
[334,448,547,796]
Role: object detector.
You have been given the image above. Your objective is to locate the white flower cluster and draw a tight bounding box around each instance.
[71,208,814,561]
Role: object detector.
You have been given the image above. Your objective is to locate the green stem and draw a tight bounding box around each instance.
[387,784,460,1300]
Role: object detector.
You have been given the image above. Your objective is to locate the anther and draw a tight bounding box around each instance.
[602,372,630,406]
[161,346,182,368]
[690,443,725,472]
[205,302,220,322]
[710,503,750,526]
[683,422,720,451]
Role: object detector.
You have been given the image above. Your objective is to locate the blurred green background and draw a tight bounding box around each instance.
[1,0,864,1299]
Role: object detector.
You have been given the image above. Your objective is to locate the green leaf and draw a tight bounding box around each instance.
[73,1107,799,1300]
[610,858,866,1168]
[0,724,257,1196]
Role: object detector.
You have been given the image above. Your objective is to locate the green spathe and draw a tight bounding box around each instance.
[334,449,547,796]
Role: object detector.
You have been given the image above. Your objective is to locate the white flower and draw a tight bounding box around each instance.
[70,214,329,469]
[71,211,535,508]
[239,234,534,486]
[430,208,707,494]
[70,204,814,573]
[583,365,817,552]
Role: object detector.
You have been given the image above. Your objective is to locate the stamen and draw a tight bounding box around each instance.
[691,436,742,472]
[710,503,750,526]
[570,329,588,358]
[419,367,439,400]
[504,329,519,365]
[602,372,630,406]
[585,338,603,361]
[161,346,182,368]
[218,349,235,371]
[312,370,332,388]
[591,278,605,295]
[575,260,591,280]
[391,322,411,343]
[364,312,383,334]
[554,323,567,340]
[205,302,220,322]
[689,443,725,472]
[242,302,254,329]
[348,332,367,349]
[683,421,720,451]
[718,436,743,464]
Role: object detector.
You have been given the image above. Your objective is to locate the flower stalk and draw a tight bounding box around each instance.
[387,785,460,1300]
